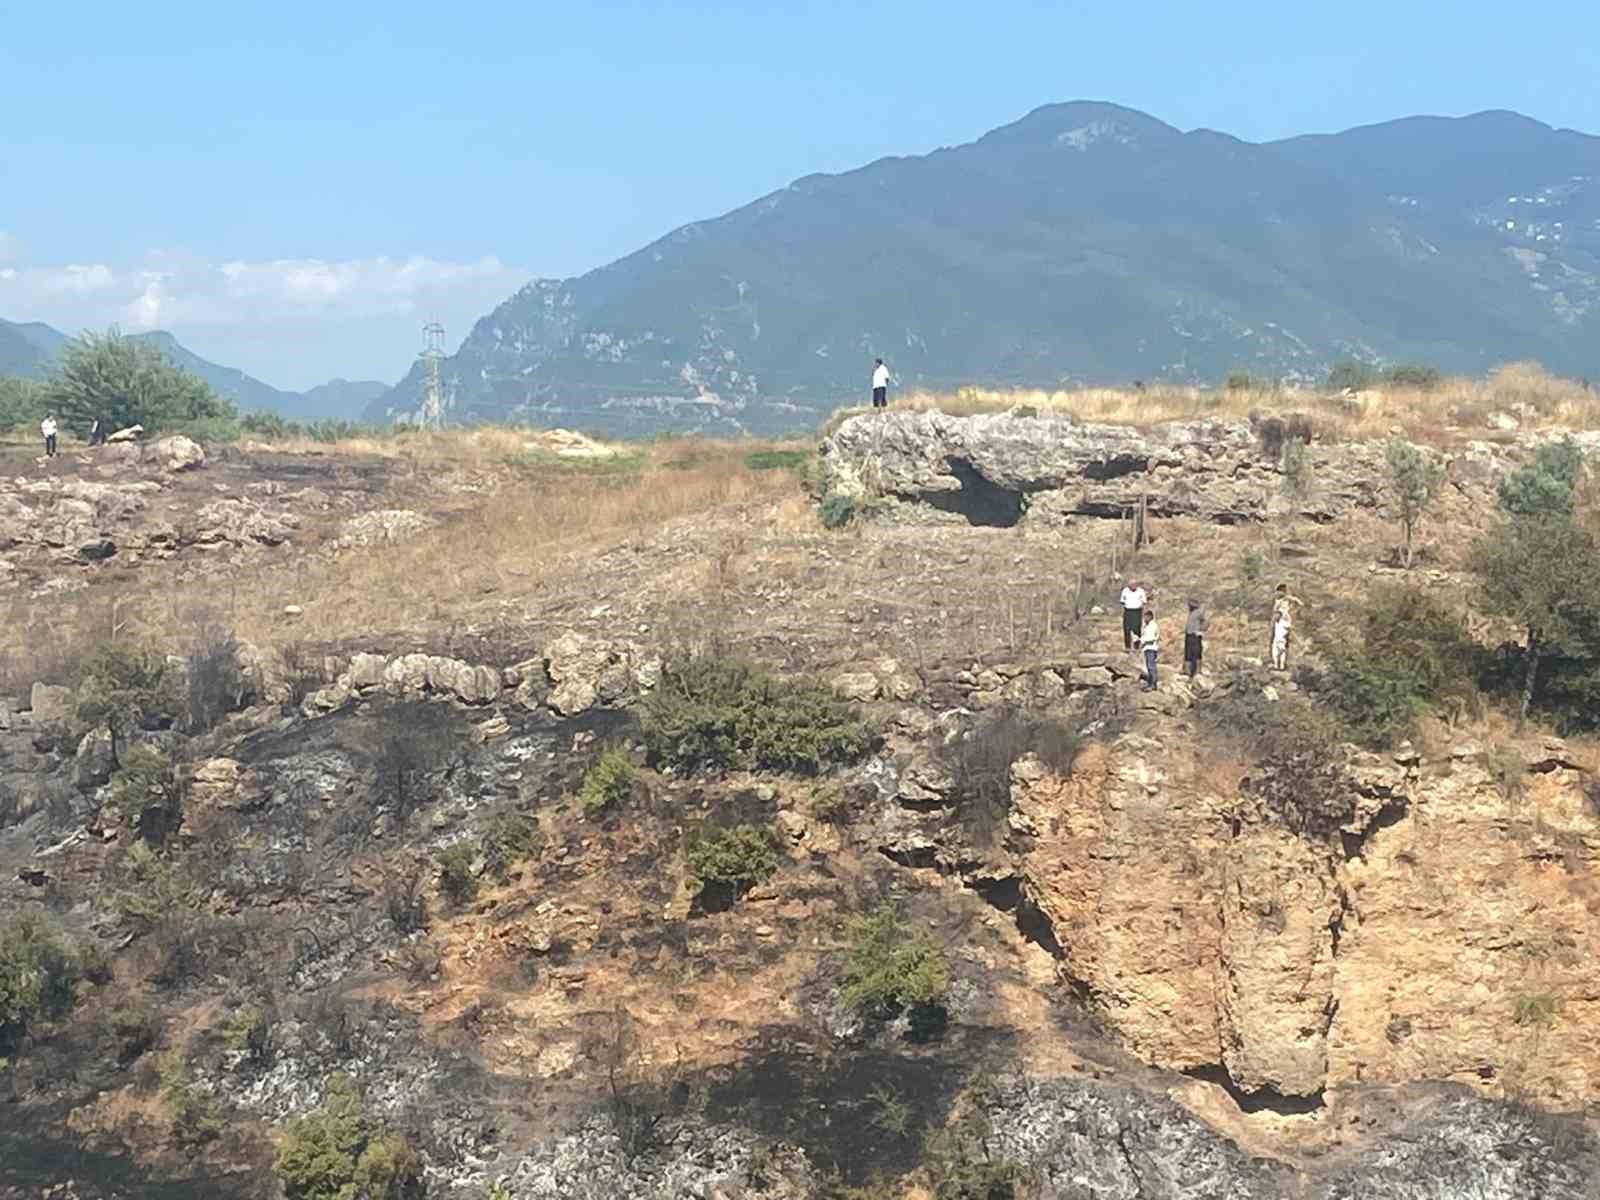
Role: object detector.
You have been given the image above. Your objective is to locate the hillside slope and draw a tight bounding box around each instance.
[369,102,1600,434]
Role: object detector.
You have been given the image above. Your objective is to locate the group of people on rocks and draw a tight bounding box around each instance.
[1119,578,1301,691]
[38,414,109,458]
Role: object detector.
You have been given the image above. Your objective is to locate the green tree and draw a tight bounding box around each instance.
[1326,360,1377,391]
[75,641,176,765]
[0,376,48,431]
[273,1074,423,1200]
[0,914,80,1055]
[45,329,234,434]
[1497,437,1584,518]
[1470,515,1600,721]
[1385,438,1445,567]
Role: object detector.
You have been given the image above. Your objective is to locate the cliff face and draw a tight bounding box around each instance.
[1013,737,1599,1110]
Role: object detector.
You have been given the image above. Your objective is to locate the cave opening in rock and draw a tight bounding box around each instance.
[921,456,1025,527]
[1182,1064,1327,1115]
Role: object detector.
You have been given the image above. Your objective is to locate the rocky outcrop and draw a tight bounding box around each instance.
[337,509,433,547]
[818,410,1485,526]
[542,630,659,717]
[1011,734,1600,1109]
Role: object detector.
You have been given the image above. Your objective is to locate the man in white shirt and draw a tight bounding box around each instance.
[871,359,890,410]
[41,415,58,458]
[1119,579,1147,650]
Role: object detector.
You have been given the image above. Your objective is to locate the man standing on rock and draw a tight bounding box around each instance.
[1138,605,1161,691]
[1119,578,1147,651]
[41,414,58,458]
[1183,599,1206,678]
[871,358,890,410]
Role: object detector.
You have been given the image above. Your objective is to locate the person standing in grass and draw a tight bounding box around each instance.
[41,414,58,458]
[1183,599,1206,678]
[1139,605,1161,691]
[1270,583,1302,671]
[1119,578,1147,650]
[871,358,890,410]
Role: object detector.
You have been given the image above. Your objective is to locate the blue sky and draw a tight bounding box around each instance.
[3,0,1597,389]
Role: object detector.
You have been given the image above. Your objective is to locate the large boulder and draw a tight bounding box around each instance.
[150,435,205,473]
[29,683,75,726]
[818,410,1406,525]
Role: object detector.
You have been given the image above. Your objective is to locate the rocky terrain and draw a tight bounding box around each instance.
[1,407,1597,1199]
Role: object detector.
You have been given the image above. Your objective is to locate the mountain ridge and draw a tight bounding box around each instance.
[369,101,1600,434]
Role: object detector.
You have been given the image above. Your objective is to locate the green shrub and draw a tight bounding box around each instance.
[1225,369,1257,392]
[75,640,176,763]
[109,744,184,847]
[925,1102,1025,1200]
[435,844,479,909]
[156,1048,221,1148]
[577,744,635,816]
[685,824,780,904]
[223,1003,275,1069]
[1512,991,1561,1028]
[810,782,853,823]
[1485,744,1528,804]
[1385,363,1441,389]
[1385,438,1445,567]
[1498,437,1585,518]
[480,809,544,882]
[745,449,811,472]
[841,903,950,1019]
[105,995,160,1064]
[1327,360,1378,391]
[819,492,858,529]
[642,647,871,775]
[112,842,195,934]
[0,914,80,1054]
[273,1074,423,1200]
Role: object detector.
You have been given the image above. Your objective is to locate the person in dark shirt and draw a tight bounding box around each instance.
[1183,599,1206,679]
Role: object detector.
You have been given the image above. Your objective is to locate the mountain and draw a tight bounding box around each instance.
[367,102,1600,435]
[0,319,68,378]
[0,319,386,421]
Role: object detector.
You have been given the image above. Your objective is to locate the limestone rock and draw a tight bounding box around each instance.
[347,652,389,691]
[188,757,243,808]
[543,631,635,716]
[150,435,205,472]
[72,728,115,791]
[830,671,879,702]
[1068,665,1115,688]
[338,509,433,547]
[194,498,298,546]
[29,683,74,726]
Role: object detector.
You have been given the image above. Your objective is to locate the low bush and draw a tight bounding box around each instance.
[841,903,950,1025]
[383,865,429,934]
[577,744,634,816]
[0,914,80,1055]
[112,841,195,934]
[108,744,184,847]
[1309,586,1479,745]
[105,994,160,1065]
[372,702,463,825]
[223,1003,275,1069]
[273,1073,423,1200]
[184,620,245,733]
[745,449,811,472]
[940,708,1080,850]
[810,782,854,823]
[480,809,544,882]
[435,844,479,908]
[156,1047,221,1149]
[819,492,859,529]
[925,1102,1026,1200]
[685,824,780,907]
[1326,360,1378,392]
[1385,363,1441,389]
[642,646,871,775]
[75,640,177,763]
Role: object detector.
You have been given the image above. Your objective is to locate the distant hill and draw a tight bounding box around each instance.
[0,319,387,421]
[368,102,1600,435]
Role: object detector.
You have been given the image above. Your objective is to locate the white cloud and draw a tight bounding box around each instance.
[0,250,531,390]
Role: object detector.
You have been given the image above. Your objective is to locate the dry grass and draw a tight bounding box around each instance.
[837,362,1599,444]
